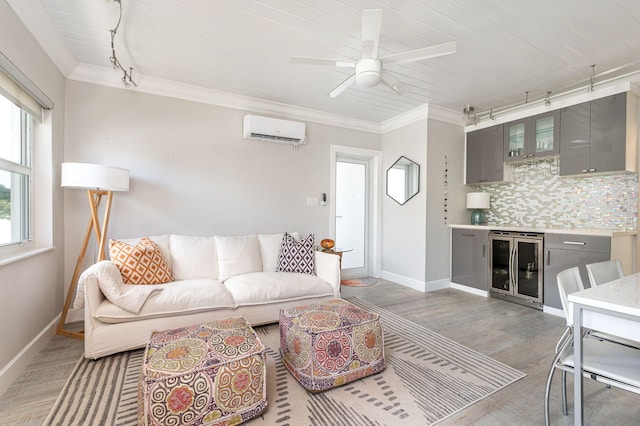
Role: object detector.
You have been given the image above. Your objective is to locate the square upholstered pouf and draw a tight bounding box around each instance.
[138,317,267,426]
[279,299,385,392]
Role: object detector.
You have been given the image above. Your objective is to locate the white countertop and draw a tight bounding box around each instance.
[449,223,637,237]
[568,273,640,318]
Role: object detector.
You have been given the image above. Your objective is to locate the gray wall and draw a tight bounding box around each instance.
[63,81,381,273]
[426,118,467,282]
[0,1,66,388]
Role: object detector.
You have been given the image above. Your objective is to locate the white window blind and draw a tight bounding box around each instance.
[0,50,54,121]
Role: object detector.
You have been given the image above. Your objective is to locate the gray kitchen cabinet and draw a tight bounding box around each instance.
[465,125,504,184]
[504,110,560,162]
[559,92,630,176]
[451,228,489,290]
[543,233,610,309]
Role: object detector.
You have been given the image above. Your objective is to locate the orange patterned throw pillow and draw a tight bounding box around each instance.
[109,237,173,285]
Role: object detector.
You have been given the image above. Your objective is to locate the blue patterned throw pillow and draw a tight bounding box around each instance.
[276,233,315,275]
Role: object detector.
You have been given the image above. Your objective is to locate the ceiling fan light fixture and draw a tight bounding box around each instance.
[355,59,382,88]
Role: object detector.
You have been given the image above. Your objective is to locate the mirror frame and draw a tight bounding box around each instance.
[386,156,420,205]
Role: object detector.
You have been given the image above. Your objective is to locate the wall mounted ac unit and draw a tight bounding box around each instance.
[243,114,307,149]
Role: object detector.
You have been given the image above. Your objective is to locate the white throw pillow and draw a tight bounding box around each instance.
[86,260,163,314]
[215,234,263,281]
[169,235,218,280]
[258,232,300,272]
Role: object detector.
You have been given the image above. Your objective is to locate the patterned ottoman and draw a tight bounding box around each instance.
[279,299,385,392]
[138,317,267,426]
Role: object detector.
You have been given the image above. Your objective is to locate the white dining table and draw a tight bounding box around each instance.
[568,272,640,425]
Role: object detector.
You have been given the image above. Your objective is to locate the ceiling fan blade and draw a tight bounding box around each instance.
[329,73,357,98]
[290,57,355,68]
[380,71,409,95]
[381,41,456,65]
[361,9,382,59]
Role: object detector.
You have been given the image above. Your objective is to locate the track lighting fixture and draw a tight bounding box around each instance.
[544,91,552,106]
[463,105,477,125]
[108,0,137,87]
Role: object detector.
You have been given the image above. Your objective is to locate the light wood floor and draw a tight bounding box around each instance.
[1,280,638,425]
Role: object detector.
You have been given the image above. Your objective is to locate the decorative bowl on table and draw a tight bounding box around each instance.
[320,239,335,249]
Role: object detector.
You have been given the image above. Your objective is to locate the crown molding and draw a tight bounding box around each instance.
[6,0,77,77]
[428,104,466,126]
[380,104,428,133]
[380,103,464,133]
[68,63,383,134]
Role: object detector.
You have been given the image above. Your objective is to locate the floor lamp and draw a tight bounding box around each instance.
[57,162,130,339]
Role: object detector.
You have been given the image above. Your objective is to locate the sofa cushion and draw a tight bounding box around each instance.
[215,234,262,281]
[169,234,218,280]
[224,271,333,306]
[94,279,236,323]
[276,233,315,275]
[258,232,300,272]
[109,237,173,285]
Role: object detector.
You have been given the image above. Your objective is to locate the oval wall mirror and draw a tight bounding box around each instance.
[386,156,420,205]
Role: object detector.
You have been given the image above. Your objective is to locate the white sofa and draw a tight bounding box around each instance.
[76,232,341,359]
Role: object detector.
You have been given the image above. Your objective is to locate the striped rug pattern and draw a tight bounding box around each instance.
[44,297,525,425]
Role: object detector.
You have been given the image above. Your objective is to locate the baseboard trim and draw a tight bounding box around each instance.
[450,283,489,297]
[0,315,59,398]
[425,278,451,292]
[543,305,564,318]
[381,271,426,292]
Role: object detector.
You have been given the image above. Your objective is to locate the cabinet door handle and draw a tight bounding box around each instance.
[581,169,588,173]
[482,243,486,258]
[546,249,550,266]
[563,241,586,246]
[589,168,596,172]
[462,233,474,237]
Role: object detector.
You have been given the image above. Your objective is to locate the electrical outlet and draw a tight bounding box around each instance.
[306,197,319,207]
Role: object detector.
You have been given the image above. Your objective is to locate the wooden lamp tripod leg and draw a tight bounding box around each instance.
[56,190,111,339]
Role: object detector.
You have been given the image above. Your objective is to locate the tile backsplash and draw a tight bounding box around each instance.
[477,158,638,231]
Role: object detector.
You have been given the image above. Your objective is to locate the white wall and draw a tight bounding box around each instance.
[380,115,466,290]
[0,2,66,394]
[381,119,428,288]
[63,81,381,274]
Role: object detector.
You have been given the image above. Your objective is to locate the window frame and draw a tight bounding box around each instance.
[0,96,34,251]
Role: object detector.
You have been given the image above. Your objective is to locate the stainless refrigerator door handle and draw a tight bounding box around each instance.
[509,245,516,291]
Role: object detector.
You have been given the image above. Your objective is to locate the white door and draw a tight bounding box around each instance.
[335,156,368,279]
[330,145,381,280]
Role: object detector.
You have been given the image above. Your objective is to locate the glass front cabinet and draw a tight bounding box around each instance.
[504,110,560,162]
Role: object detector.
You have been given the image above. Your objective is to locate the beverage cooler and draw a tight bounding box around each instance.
[489,231,544,309]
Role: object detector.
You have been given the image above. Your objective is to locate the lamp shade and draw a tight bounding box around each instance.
[61,162,130,191]
[466,192,490,210]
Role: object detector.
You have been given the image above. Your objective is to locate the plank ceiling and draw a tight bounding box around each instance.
[14,0,640,124]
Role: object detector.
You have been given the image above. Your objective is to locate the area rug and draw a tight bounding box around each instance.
[341,277,378,287]
[44,297,525,426]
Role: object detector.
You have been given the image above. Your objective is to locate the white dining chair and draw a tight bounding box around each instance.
[544,267,640,426]
[585,259,624,287]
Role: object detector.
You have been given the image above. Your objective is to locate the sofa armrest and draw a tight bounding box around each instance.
[314,250,341,298]
[81,262,109,314]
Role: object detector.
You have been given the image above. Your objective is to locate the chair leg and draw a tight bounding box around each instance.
[544,360,560,426]
[561,370,568,415]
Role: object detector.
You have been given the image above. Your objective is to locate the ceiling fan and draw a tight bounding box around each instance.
[290,9,456,98]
